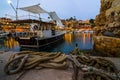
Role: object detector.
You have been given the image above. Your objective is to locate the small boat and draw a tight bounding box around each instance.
[14,27,65,48]
[12,4,65,49]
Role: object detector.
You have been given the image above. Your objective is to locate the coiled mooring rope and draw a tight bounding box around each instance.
[69,44,119,80]
[4,51,68,74]
[4,50,120,80]
[68,54,118,80]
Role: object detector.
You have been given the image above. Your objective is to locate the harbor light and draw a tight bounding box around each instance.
[7,0,12,4]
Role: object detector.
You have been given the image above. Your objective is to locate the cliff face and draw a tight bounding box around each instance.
[94,0,120,37]
[93,0,120,57]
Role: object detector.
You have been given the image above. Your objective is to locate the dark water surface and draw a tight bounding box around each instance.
[0,32,93,54]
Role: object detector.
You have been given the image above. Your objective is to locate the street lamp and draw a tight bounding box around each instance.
[8,0,19,20]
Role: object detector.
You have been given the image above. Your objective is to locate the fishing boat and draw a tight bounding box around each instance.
[12,4,65,49]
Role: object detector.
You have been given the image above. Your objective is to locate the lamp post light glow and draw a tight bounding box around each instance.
[7,0,19,20]
[8,0,12,4]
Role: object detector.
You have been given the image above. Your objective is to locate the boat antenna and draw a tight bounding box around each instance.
[16,0,19,20]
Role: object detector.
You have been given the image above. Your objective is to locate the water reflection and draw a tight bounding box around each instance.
[64,32,93,48]
[52,32,93,54]
[64,33,72,45]
[82,33,91,46]
[0,32,93,54]
[0,39,5,51]
[0,37,20,51]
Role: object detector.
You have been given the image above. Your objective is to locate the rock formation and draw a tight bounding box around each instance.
[93,0,120,57]
[94,0,120,38]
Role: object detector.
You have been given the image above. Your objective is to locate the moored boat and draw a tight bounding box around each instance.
[12,4,65,49]
[15,28,65,48]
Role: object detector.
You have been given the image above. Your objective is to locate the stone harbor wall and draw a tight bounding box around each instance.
[93,0,120,56]
[93,36,120,57]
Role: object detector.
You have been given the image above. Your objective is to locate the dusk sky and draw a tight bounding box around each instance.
[0,0,100,20]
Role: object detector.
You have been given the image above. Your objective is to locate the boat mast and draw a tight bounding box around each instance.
[38,14,41,30]
[16,0,19,20]
[8,0,19,20]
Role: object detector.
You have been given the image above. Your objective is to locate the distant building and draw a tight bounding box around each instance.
[83,20,90,24]
[61,20,67,26]
[0,22,2,30]
[0,17,12,24]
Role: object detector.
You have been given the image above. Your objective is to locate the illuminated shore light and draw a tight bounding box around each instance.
[7,0,12,4]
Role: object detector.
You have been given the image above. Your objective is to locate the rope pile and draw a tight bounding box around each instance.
[4,47,120,80]
[82,72,115,80]
[4,51,68,74]
[69,54,119,80]
[76,55,118,73]
[77,56,118,80]
[70,44,119,80]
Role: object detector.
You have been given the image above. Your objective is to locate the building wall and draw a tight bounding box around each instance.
[0,17,12,24]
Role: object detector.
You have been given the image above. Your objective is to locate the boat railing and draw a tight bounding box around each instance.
[13,30,44,38]
[13,30,65,39]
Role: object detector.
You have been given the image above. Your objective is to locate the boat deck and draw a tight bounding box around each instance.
[19,30,66,40]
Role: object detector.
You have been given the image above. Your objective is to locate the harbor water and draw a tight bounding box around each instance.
[0,32,93,54]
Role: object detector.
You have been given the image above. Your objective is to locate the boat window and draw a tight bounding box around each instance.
[33,25,38,30]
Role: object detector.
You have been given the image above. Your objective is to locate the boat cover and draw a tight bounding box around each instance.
[19,4,48,14]
[48,12,64,27]
[19,4,64,27]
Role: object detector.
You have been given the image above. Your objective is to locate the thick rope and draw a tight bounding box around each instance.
[69,43,119,80]
[68,54,117,80]
[4,50,119,80]
[4,51,68,74]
